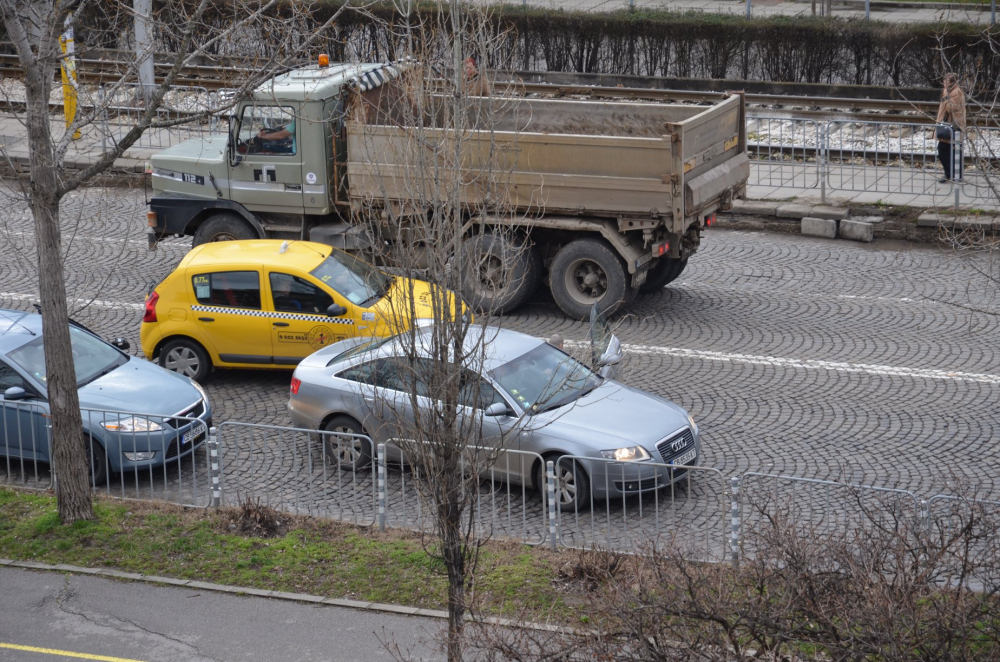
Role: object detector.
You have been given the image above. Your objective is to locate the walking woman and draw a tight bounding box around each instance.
[936,72,966,183]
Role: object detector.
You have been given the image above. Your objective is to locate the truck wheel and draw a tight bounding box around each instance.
[639,257,688,294]
[461,232,541,314]
[193,213,257,246]
[549,238,630,320]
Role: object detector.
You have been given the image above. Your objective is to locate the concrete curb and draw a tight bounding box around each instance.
[0,558,573,634]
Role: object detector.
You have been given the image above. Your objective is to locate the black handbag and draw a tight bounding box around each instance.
[936,123,954,140]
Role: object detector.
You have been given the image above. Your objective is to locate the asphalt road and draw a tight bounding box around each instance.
[1,185,999,550]
[0,566,443,661]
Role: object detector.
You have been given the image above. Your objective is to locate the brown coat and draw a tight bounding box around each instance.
[936,84,966,142]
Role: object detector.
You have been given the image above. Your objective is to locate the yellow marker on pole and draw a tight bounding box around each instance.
[59,15,81,140]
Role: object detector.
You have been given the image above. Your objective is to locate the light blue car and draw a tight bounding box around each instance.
[0,309,212,485]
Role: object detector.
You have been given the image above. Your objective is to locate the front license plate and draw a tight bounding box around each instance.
[672,449,697,466]
[181,429,199,445]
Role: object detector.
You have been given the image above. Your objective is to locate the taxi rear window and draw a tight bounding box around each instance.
[192,271,261,309]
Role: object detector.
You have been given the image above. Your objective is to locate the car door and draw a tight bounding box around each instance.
[456,367,521,483]
[267,271,356,366]
[334,357,411,455]
[229,104,305,213]
[0,359,49,462]
[189,269,273,365]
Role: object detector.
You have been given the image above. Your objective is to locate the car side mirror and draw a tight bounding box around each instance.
[3,386,26,401]
[327,303,348,317]
[483,402,508,417]
[112,337,130,350]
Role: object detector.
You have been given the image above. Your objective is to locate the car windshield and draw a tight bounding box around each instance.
[6,326,127,388]
[310,251,392,307]
[326,336,392,366]
[489,343,601,414]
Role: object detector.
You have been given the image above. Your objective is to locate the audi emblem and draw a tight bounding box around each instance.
[670,438,687,454]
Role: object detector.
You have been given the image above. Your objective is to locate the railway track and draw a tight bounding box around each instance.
[0,51,992,123]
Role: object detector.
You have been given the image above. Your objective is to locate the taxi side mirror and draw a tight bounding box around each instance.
[327,303,348,317]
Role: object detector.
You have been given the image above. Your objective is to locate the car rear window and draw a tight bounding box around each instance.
[192,271,261,309]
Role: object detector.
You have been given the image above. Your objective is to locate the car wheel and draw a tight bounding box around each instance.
[549,238,630,320]
[86,435,108,487]
[639,258,688,294]
[159,338,211,383]
[323,416,372,472]
[538,454,590,513]
[460,232,542,314]
[192,213,257,247]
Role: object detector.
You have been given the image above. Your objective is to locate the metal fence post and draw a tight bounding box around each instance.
[209,426,220,508]
[745,0,751,18]
[919,498,931,538]
[953,129,963,211]
[98,84,107,152]
[546,460,558,551]
[819,124,827,205]
[730,476,741,565]
[865,0,870,19]
[377,443,386,532]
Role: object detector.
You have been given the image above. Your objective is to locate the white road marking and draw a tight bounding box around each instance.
[2,230,187,249]
[0,292,144,310]
[674,280,928,306]
[567,340,1000,385]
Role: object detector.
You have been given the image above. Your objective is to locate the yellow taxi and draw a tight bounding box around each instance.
[140,240,466,381]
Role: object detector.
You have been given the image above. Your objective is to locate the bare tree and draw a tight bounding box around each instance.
[0,0,366,522]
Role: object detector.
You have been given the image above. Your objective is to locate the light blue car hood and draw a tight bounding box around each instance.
[78,357,202,417]
[529,380,690,448]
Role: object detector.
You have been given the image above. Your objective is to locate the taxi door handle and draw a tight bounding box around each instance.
[198,317,214,322]
[273,322,290,327]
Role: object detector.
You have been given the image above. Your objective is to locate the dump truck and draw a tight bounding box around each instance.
[147,61,749,319]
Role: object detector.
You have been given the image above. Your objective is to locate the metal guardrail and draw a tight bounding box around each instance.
[97,83,224,150]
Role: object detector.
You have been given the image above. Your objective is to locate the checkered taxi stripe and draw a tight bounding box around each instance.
[191,305,355,325]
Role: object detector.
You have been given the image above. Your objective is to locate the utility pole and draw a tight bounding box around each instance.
[134,0,155,101]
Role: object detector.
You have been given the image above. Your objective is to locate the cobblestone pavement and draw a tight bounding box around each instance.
[1,186,998,555]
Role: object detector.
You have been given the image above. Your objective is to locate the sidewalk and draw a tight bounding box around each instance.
[538,0,995,23]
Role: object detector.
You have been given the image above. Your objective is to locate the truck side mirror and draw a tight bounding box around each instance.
[227,115,243,167]
[327,303,348,317]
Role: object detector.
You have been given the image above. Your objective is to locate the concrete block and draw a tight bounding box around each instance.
[776,203,815,219]
[839,219,874,243]
[801,217,837,239]
[917,211,946,227]
[851,215,886,225]
[807,205,850,220]
[731,200,779,216]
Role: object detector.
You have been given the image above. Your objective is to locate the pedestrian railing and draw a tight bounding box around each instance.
[7,413,999,564]
[97,83,225,151]
[747,117,1000,209]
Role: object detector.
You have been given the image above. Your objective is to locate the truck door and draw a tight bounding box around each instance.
[230,104,305,213]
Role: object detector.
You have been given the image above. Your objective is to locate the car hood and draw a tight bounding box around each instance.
[78,357,203,417]
[369,278,465,329]
[530,380,690,449]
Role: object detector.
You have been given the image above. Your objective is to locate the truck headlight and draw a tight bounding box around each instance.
[102,417,163,432]
[601,446,650,462]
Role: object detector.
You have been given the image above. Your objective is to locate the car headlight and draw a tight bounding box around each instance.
[102,416,163,432]
[191,379,209,403]
[414,318,435,328]
[600,446,650,462]
[687,412,699,435]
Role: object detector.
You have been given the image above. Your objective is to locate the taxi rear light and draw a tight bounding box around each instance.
[143,291,159,323]
[290,377,301,395]
[705,213,716,227]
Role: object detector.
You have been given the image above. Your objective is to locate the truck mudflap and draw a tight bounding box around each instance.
[684,152,749,213]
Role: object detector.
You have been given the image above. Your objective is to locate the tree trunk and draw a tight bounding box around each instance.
[23,62,93,523]
[442,495,466,662]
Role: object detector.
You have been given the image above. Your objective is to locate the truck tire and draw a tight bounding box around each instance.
[639,257,688,294]
[461,232,541,314]
[549,238,630,320]
[193,213,257,246]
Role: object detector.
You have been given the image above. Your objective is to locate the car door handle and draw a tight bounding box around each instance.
[273,322,290,327]
[198,317,214,322]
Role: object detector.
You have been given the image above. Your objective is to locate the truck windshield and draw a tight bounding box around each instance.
[310,252,392,307]
[7,327,128,388]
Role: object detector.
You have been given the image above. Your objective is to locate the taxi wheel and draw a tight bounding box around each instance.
[159,338,211,383]
[192,213,256,246]
[323,416,372,472]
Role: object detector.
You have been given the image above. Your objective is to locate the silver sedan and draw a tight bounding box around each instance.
[288,326,700,511]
